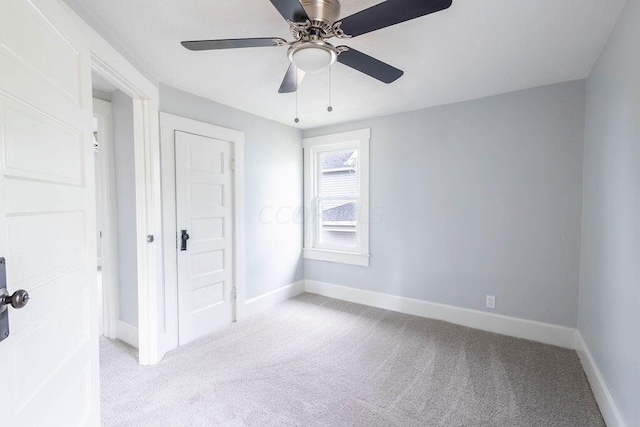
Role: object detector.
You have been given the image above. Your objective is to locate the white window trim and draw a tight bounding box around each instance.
[303,128,370,267]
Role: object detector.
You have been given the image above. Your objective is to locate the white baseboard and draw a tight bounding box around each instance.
[244,280,305,317]
[304,280,576,349]
[117,320,139,348]
[575,332,626,427]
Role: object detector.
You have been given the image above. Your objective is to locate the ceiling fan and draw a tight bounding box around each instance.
[181,0,452,93]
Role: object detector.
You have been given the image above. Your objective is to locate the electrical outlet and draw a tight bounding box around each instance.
[486,295,496,309]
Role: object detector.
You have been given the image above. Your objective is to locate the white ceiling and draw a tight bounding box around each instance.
[65,0,626,129]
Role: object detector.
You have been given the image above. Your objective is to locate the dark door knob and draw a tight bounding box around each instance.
[181,230,190,251]
[1,289,29,310]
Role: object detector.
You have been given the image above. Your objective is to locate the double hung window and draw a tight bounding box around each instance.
[303,129,370,266]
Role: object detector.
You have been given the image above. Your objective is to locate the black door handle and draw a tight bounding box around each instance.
[180,230,190,251]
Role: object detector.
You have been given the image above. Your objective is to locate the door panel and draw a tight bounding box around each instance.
[0,0,81,102]
[0,0,99,425]
[2,103,84,185]
[176,131,233,346]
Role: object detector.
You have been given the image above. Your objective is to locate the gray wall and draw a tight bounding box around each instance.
[579,0,640,424]
[112,90,139,327]
[159,84,304,300]
[93,89,112,102]
[304,81,586,327]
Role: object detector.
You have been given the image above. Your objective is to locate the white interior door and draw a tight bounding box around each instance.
[175,131,234,346]
[0,0,100,425]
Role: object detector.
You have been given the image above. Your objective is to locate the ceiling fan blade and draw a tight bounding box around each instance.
[181,38,287,51]
[337,47,404,83]
[269,0,309,22]
[278,63,306,93]
[337,0,452,38]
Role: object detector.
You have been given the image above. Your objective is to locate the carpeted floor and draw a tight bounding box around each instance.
[100,293,604,426]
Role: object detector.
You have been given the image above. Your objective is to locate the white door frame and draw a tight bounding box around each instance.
[159,113,246,353]
[92,98,119,339]
[62,3,164,365]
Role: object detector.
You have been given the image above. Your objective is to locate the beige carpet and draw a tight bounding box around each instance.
[100,293,604,426]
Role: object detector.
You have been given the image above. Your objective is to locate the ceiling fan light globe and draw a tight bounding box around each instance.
[288,41,338,74]
[292,47,333,73]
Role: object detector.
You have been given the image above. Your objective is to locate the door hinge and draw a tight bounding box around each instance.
[230,158,236,172]
[232,286,237,301]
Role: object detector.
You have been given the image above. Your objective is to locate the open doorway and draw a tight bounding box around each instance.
[92,71,139,353]
[81,19,164,365]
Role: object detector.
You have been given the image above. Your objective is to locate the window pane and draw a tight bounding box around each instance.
[318,200,357,249]
[318,149,358,197]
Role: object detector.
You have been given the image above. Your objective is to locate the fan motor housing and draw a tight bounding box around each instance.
[300,0,341,25]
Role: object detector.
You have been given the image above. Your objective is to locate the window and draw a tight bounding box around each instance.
[303,129,370,266]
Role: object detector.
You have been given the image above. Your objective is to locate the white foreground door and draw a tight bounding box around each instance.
[0,0,100,425]
[176,131,233,345]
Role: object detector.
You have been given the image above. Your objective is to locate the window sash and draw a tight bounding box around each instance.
[313,198,360,252]
[313,147,360,252]
[316,148,359,199]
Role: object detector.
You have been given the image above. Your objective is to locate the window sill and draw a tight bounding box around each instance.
[303,248,370,267]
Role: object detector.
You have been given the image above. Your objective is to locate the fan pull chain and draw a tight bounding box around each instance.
[294,67,300,124]
[327,66,333,113]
